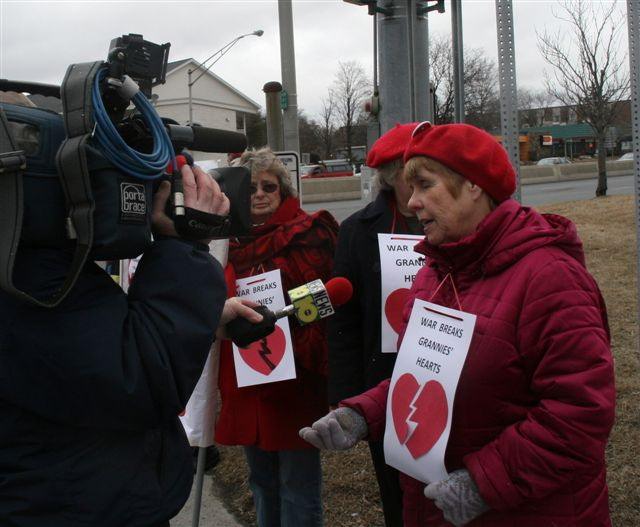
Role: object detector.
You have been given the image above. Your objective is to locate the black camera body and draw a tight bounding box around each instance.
[0,34,250,307]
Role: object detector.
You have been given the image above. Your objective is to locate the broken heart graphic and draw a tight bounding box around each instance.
[238,324,286,376]
[385,288,412,334]
[391,373,448,459]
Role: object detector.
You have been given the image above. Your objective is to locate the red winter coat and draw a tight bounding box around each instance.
[342,199,615,527]
[215,198,338,450]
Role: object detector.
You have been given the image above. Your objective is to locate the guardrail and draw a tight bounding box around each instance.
[299,161,634,203]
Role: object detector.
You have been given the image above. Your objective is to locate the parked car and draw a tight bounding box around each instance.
[617,152,634,161]
[536,157,572,166]
[300,161,354,178]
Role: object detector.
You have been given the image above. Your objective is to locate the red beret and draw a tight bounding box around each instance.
[404,122,516,202]
[366,122,419,168]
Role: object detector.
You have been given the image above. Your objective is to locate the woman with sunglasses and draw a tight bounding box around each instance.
[215,147,338,527]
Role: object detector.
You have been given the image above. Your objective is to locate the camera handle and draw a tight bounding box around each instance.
[167,156,231,241]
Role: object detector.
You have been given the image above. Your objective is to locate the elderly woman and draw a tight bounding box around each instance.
[301,123,615,527]
[215,147,338,527]
[329,123,420,527]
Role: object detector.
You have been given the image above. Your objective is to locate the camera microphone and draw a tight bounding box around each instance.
[165,124,247,153]
[226,277,354,348]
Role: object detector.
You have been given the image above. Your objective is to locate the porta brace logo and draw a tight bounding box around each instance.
[120,182,146,223]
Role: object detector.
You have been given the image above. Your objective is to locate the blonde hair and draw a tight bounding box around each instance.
[240,147,297,199]
[373,158,404,191]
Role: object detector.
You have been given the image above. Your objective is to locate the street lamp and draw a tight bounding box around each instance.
[187,29,264,125]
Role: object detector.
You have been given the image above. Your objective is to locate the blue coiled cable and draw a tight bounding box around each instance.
[91,67,177,179]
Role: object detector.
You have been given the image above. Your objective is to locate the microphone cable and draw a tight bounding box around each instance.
[91,66,176,180]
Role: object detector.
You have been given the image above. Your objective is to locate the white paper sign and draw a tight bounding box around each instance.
[383,299,476,484]
[179,239,228,447]
[377,233,425,353]
[232,269,296,387]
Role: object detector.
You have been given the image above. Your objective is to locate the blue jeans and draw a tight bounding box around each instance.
[244,446,323,527]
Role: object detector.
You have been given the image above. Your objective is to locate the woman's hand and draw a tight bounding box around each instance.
[299,407,367,450]
[423,469,489,526]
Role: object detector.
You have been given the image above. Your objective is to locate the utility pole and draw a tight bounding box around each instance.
[263,82,285,151]
[344,1,444,133]
[377,1,432,133]
[278,0,300,153]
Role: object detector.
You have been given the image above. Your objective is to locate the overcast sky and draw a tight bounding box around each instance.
[0,0,629,120]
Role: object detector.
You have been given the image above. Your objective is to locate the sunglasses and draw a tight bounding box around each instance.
[250,182,279,194]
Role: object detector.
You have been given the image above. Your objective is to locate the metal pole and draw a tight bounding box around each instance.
[495,0,521,202]
[378,0,429,133]
[188,69,193,125]
[413,1,430,122]
[191,447,207,527]
[278,0,300,153]
[451,0,465,123]
[627,0,640,348]
[189,238,229,527]
[407,0,417,121]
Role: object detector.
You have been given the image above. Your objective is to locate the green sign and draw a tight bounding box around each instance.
[280,90,288,110]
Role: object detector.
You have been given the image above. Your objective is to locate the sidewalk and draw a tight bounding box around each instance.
[171,473,243,527]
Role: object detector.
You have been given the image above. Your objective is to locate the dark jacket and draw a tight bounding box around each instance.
[0,239,226,527]
[343,200,614,527]
[328,191,418,405]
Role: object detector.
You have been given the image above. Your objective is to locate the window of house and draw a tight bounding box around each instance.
[236,112,245,131]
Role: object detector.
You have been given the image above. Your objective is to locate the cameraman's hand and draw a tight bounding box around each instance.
[182,164,230,216]
[216,297,264,339]
[152,164,230,240]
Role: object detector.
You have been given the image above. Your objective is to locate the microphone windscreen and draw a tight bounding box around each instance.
[325,277,353,307]
[191,126,248,153]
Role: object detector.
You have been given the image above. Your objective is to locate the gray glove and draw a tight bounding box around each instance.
[299,407,368,450]
[423,469,490,526]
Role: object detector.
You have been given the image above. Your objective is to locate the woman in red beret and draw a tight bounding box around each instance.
[328,122,420,527]
[301,122,615,527]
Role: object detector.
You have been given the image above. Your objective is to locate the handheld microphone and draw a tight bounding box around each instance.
[226,277,353,348]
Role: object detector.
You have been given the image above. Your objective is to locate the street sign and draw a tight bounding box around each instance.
[275,150,300,196]
[280,90,289,110]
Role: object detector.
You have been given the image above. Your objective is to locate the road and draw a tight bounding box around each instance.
[305,174,636,223]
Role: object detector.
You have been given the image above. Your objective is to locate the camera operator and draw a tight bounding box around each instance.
[0,163,261,527]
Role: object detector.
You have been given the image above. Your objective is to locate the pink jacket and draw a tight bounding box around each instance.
[342,199,614,527]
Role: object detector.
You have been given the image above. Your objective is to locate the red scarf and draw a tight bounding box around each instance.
[229,197,338,276]
[227,197,338,375]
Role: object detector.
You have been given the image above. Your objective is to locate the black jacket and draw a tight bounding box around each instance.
[0,239,226,527]
[328,191,418,405]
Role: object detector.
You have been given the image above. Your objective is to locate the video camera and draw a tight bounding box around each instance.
[0,34,252,308]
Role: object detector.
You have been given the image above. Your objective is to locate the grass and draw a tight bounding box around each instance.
[210,195,639,527]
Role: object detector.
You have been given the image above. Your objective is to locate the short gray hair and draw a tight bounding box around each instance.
[240,147,297,199]
[373,158,404,191]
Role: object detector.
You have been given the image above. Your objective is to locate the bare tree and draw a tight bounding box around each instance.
[518,88,557,127]
[297,110,323,160]
[331,61,370,162]
[538,0,629,196]
[319,94,336,160]
[429,34,500,130]
[429,34,455,123]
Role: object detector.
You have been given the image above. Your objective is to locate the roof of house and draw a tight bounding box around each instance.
[166,59,260,111]
[522,123,596,139]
